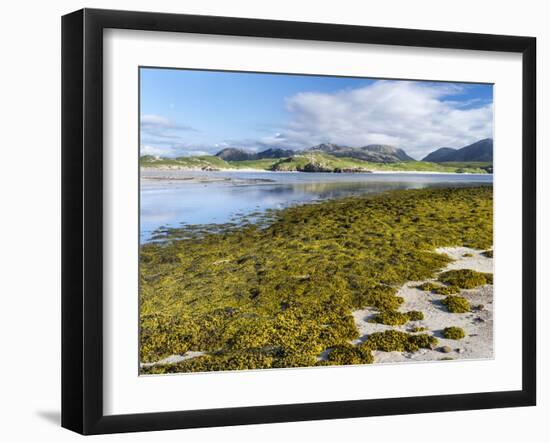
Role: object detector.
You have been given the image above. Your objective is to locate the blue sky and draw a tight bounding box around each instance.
[140,67,493,160]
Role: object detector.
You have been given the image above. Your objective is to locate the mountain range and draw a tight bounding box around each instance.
[307,143,414,162]
[215,138,493,164]
[216,143,414,163]
[216,147,295,161]
[422,139,493,162]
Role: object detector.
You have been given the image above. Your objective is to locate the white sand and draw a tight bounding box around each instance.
[351,246,494,363]
[140,351,206,369]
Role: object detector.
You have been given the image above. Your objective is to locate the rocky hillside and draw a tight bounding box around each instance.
[307,143,414,163]
[216,147,295,161]
[217,143,415,163]
[422,147,457,163]
[423,139,493,162]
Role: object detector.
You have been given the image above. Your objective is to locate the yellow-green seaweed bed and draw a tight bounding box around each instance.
[139,186,493,374]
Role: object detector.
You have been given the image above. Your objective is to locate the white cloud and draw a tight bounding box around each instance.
[141,114,196,132]
[140,83,492,159]
[140,114,200,157]
[187,150,210,156]
[141,114,172,127]
[140,143,213,158]
[141,144,175,157]
[268,81,492,159]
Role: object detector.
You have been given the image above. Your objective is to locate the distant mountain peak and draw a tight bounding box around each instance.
[215,147,253,161]
[422,139,493,162]
[422,147,457,162]
[215,147,295,161]
[255,148,295,159]
[310,143,350,151]
[308,143,414,163]
[216,142,418,164]
[360,144,415,161]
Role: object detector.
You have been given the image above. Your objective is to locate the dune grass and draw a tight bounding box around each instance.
[140,154,230,169]
[140,153,490,174]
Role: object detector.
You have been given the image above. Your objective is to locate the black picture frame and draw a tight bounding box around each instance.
[62,8,536,435]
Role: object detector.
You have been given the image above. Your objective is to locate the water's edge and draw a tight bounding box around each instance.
[140,171,493,243]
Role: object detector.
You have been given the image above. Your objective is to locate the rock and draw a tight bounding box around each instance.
[300,162,332,173]
[456,348,465,354]
[439,345,453,353]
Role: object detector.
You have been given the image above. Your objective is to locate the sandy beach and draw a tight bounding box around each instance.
[351,246,493,363]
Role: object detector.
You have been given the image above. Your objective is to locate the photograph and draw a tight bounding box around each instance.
[138,68,495,374]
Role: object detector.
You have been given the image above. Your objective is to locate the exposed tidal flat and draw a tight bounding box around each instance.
[140,182,493,374]
[140,169,492,243]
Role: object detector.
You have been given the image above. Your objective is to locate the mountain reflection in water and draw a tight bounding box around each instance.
[140,171,492,243]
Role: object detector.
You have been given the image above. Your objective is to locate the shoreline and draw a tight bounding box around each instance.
[140,166,491,177]
[139,186,493,373]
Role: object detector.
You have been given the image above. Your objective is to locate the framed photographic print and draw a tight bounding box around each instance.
[62,8,536,435]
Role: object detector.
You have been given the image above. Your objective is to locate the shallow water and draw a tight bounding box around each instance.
[140,170,492,243]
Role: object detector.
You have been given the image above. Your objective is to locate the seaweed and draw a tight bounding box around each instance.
[362,330,438,353]
[407,310,425,321]
[325,343,374,365]
[438,269,493,289]
[416,282,442,292]
[443,326,466,340]
[369,310,424,326]
[433,285,461,295]
[441,296,471,313]
[139,186,492,373]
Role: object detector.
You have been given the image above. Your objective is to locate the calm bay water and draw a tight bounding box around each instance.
[140,170,493,243]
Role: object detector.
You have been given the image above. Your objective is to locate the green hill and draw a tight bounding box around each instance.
[269,153,488,174]
[140,155,231,170]
[140,152,490,174]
